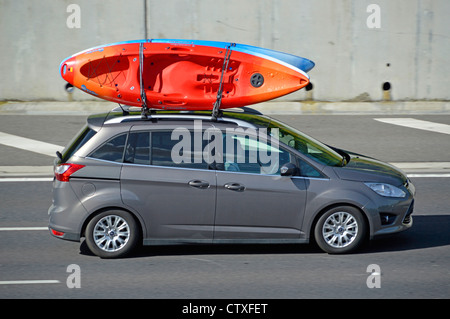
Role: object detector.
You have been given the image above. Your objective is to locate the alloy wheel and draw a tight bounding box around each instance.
[93,215,130,252]
[322,211,358,249]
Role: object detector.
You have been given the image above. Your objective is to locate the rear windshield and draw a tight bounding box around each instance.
[60,125,97,162]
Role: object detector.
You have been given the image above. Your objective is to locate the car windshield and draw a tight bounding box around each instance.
[267,118,345,167]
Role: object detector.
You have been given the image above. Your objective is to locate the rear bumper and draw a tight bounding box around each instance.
[48,180,88,242]
[48,224,81,242]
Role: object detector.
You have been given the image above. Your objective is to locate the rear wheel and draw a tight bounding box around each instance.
[314,206,367,254]
[85,210,139,258]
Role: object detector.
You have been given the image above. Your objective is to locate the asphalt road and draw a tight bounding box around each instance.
[0,113,449,301]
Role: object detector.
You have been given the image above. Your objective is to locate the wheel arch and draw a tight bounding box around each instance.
[308,202,371,244]
[80,206,146,241]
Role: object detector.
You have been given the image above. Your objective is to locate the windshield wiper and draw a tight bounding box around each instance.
[328,145,350,166]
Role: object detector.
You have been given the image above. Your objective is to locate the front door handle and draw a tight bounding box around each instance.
[188,180,210,189]
[224,183,245,192]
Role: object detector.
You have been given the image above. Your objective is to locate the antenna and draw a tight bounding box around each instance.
[118,103,129,116]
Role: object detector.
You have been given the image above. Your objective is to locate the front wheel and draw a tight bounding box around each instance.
[314,206,367,254]
[85,210,139,258]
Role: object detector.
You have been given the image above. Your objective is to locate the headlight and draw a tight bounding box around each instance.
[364,183,406,198]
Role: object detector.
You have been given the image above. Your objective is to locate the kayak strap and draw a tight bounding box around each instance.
[139,42,150,119]
[211,43,235,121]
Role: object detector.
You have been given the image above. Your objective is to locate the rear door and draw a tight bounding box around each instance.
[120,127,216,243]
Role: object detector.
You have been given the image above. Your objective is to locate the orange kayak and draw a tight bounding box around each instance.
[60,39,314,110]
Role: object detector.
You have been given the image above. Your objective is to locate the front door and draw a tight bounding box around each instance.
[214,131,307,241]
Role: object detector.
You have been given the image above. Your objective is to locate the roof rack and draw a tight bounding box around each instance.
[111,105,263,116]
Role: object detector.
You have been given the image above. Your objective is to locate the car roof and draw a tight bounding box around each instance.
[87,107,273,132]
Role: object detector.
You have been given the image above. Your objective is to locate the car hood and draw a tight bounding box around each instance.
[333,155,407,186]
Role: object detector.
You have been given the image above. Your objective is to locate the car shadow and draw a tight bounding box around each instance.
[362,215,450,253]
[79,239,323,258]
[132,242,323,258]
[79,215,450,258]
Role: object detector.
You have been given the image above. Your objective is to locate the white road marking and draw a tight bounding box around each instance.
[374,118,450,135]
[0,131,63,157]
[0,280,60,285]
[0,162,449,181]
[408,174,450,178]
[391,162,450,177]
[390,162,450,171]
[0,165,53,176]
[0,174,447,181]
[0,227,48,231]
[0,177,53,182]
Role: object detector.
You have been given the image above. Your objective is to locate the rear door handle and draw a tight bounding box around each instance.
[224,183,245,192]
[188,180,210,189]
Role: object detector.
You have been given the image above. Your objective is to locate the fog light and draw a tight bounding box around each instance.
[380,213,396,225]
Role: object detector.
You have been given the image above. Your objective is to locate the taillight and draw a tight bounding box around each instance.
[55,163,85,182]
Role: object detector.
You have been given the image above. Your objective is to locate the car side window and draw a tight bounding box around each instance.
[298,159,324,178]
[124,132,150,165]
[151,131,209,169]
[221,133,292,175]
[89,133,127,162]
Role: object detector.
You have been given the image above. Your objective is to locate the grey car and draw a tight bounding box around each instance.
[48,108,415,258]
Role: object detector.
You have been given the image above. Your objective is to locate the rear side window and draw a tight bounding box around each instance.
[61,126,97,162]
[89,133,127,162]
[124,132,150,165]
[152,131,208,169]
[85,130,210,169]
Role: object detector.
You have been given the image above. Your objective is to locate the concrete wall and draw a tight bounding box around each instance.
[1,0,448,102]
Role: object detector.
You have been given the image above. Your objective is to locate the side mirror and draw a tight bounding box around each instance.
[280,163,298,176]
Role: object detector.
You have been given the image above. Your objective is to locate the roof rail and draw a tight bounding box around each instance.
[103,112,258,129]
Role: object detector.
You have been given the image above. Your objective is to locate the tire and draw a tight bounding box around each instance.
[314,206,367,254]
[85,210,139,258]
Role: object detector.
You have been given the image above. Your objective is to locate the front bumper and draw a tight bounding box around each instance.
[372,199,414,237]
